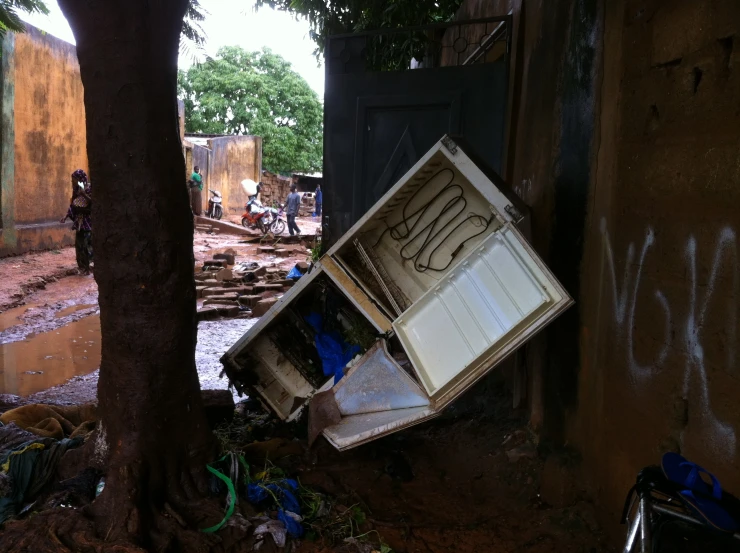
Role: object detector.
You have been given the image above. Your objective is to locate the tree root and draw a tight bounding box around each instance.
[0,499,256,553]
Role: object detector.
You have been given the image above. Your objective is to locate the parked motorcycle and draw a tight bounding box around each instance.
[206,189,223,220]
[241,197,271,233]
[263,203,287,235]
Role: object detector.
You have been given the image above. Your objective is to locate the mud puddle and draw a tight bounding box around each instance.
[0,303,37,332]
[0,314,101,396]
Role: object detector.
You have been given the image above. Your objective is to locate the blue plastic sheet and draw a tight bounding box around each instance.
[286,266,303,280]
[247,478,304,537]
[305,312,361,384]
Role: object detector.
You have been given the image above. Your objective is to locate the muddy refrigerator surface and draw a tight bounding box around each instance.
[221,136,573,450]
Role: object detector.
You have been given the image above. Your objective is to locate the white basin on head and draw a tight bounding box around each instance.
[241,179,258,196]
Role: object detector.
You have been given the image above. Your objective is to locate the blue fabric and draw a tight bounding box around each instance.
[315,189,322,204]
[286,266,303,280]
[304,312,361,384]
[278,509,304,537]
[247,478,304,537]
[247,478,300,514]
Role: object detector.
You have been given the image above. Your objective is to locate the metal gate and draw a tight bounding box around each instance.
[323,16,512,245]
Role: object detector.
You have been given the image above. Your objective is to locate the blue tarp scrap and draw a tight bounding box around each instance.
[304,312,361,384]
[286,266,304,280]
[247,478,304,537]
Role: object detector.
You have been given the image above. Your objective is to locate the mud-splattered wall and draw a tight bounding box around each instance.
[455,0,740,541]
[576,0,740,536]
[0,25,86,256]
[208,136,262,216]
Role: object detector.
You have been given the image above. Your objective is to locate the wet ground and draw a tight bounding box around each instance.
[0,219,318,404]
[0,219,614,553]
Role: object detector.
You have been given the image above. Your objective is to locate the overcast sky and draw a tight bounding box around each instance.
[21,0,325,97]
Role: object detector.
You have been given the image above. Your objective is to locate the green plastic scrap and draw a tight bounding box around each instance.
[201,456,237,533]
[200,454,251,533]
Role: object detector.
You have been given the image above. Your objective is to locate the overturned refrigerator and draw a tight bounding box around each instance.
[221,136,573,450]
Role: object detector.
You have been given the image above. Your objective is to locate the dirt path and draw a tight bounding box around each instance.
[0,248,80,311]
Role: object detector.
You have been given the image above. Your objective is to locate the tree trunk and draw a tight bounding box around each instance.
[57,0,214,545]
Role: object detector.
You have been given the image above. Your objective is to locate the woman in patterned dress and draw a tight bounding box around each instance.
[60,169,93,274]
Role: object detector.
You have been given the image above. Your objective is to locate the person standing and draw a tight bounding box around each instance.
[286,184,301,236]
[190,165,203,216]
[314,184,322,218]
[60,169,93,274]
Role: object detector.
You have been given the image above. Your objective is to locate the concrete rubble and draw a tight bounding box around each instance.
[194,247,307,322]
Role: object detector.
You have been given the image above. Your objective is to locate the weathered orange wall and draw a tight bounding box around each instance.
[208,136,262,216]
[14,27,87,225]
[0,25,86,256]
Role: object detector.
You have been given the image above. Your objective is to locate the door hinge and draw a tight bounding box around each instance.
[505,204,524,224]
[441,136,458,155]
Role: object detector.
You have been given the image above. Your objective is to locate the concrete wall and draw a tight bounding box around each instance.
[575,0,740,534]
[208,136,262,215]
[453,0,740,540]
[0,25,86,256]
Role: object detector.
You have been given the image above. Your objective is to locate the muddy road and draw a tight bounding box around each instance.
[0,222,316,405]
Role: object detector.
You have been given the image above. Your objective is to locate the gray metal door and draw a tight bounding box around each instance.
[323,17,511,244]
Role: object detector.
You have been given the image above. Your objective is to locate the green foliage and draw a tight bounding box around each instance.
[180,0,207,62]
[0,0,48,38]
[178,46,323,175]
[255,0,462,65]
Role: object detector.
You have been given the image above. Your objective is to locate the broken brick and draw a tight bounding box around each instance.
[201,389,235,429]
[215,268,234,282]
[216,304,240,317]
[202,287,251,297]
[253,283,283,293]
[196,305,221,322]
[203,294,239,303]
[238,295,262,308]
[252,297,278,317]
[214,253,236,265]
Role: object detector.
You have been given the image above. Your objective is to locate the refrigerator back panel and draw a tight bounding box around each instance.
[328,136,572,410]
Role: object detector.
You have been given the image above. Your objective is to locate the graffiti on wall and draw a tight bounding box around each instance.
[600,218,738,460]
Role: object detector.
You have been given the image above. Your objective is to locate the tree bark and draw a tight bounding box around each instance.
[57,0,214,544]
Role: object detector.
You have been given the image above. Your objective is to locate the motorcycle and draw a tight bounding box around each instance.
[262,202,287,235]
[241,197,271,233]
[206,189,223,220]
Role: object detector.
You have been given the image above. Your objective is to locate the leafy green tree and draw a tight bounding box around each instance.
[178,46,323,174]
[0,0,48,37]
[256,0,462,67]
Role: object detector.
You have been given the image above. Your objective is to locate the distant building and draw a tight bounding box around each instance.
[182,133,262,215]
